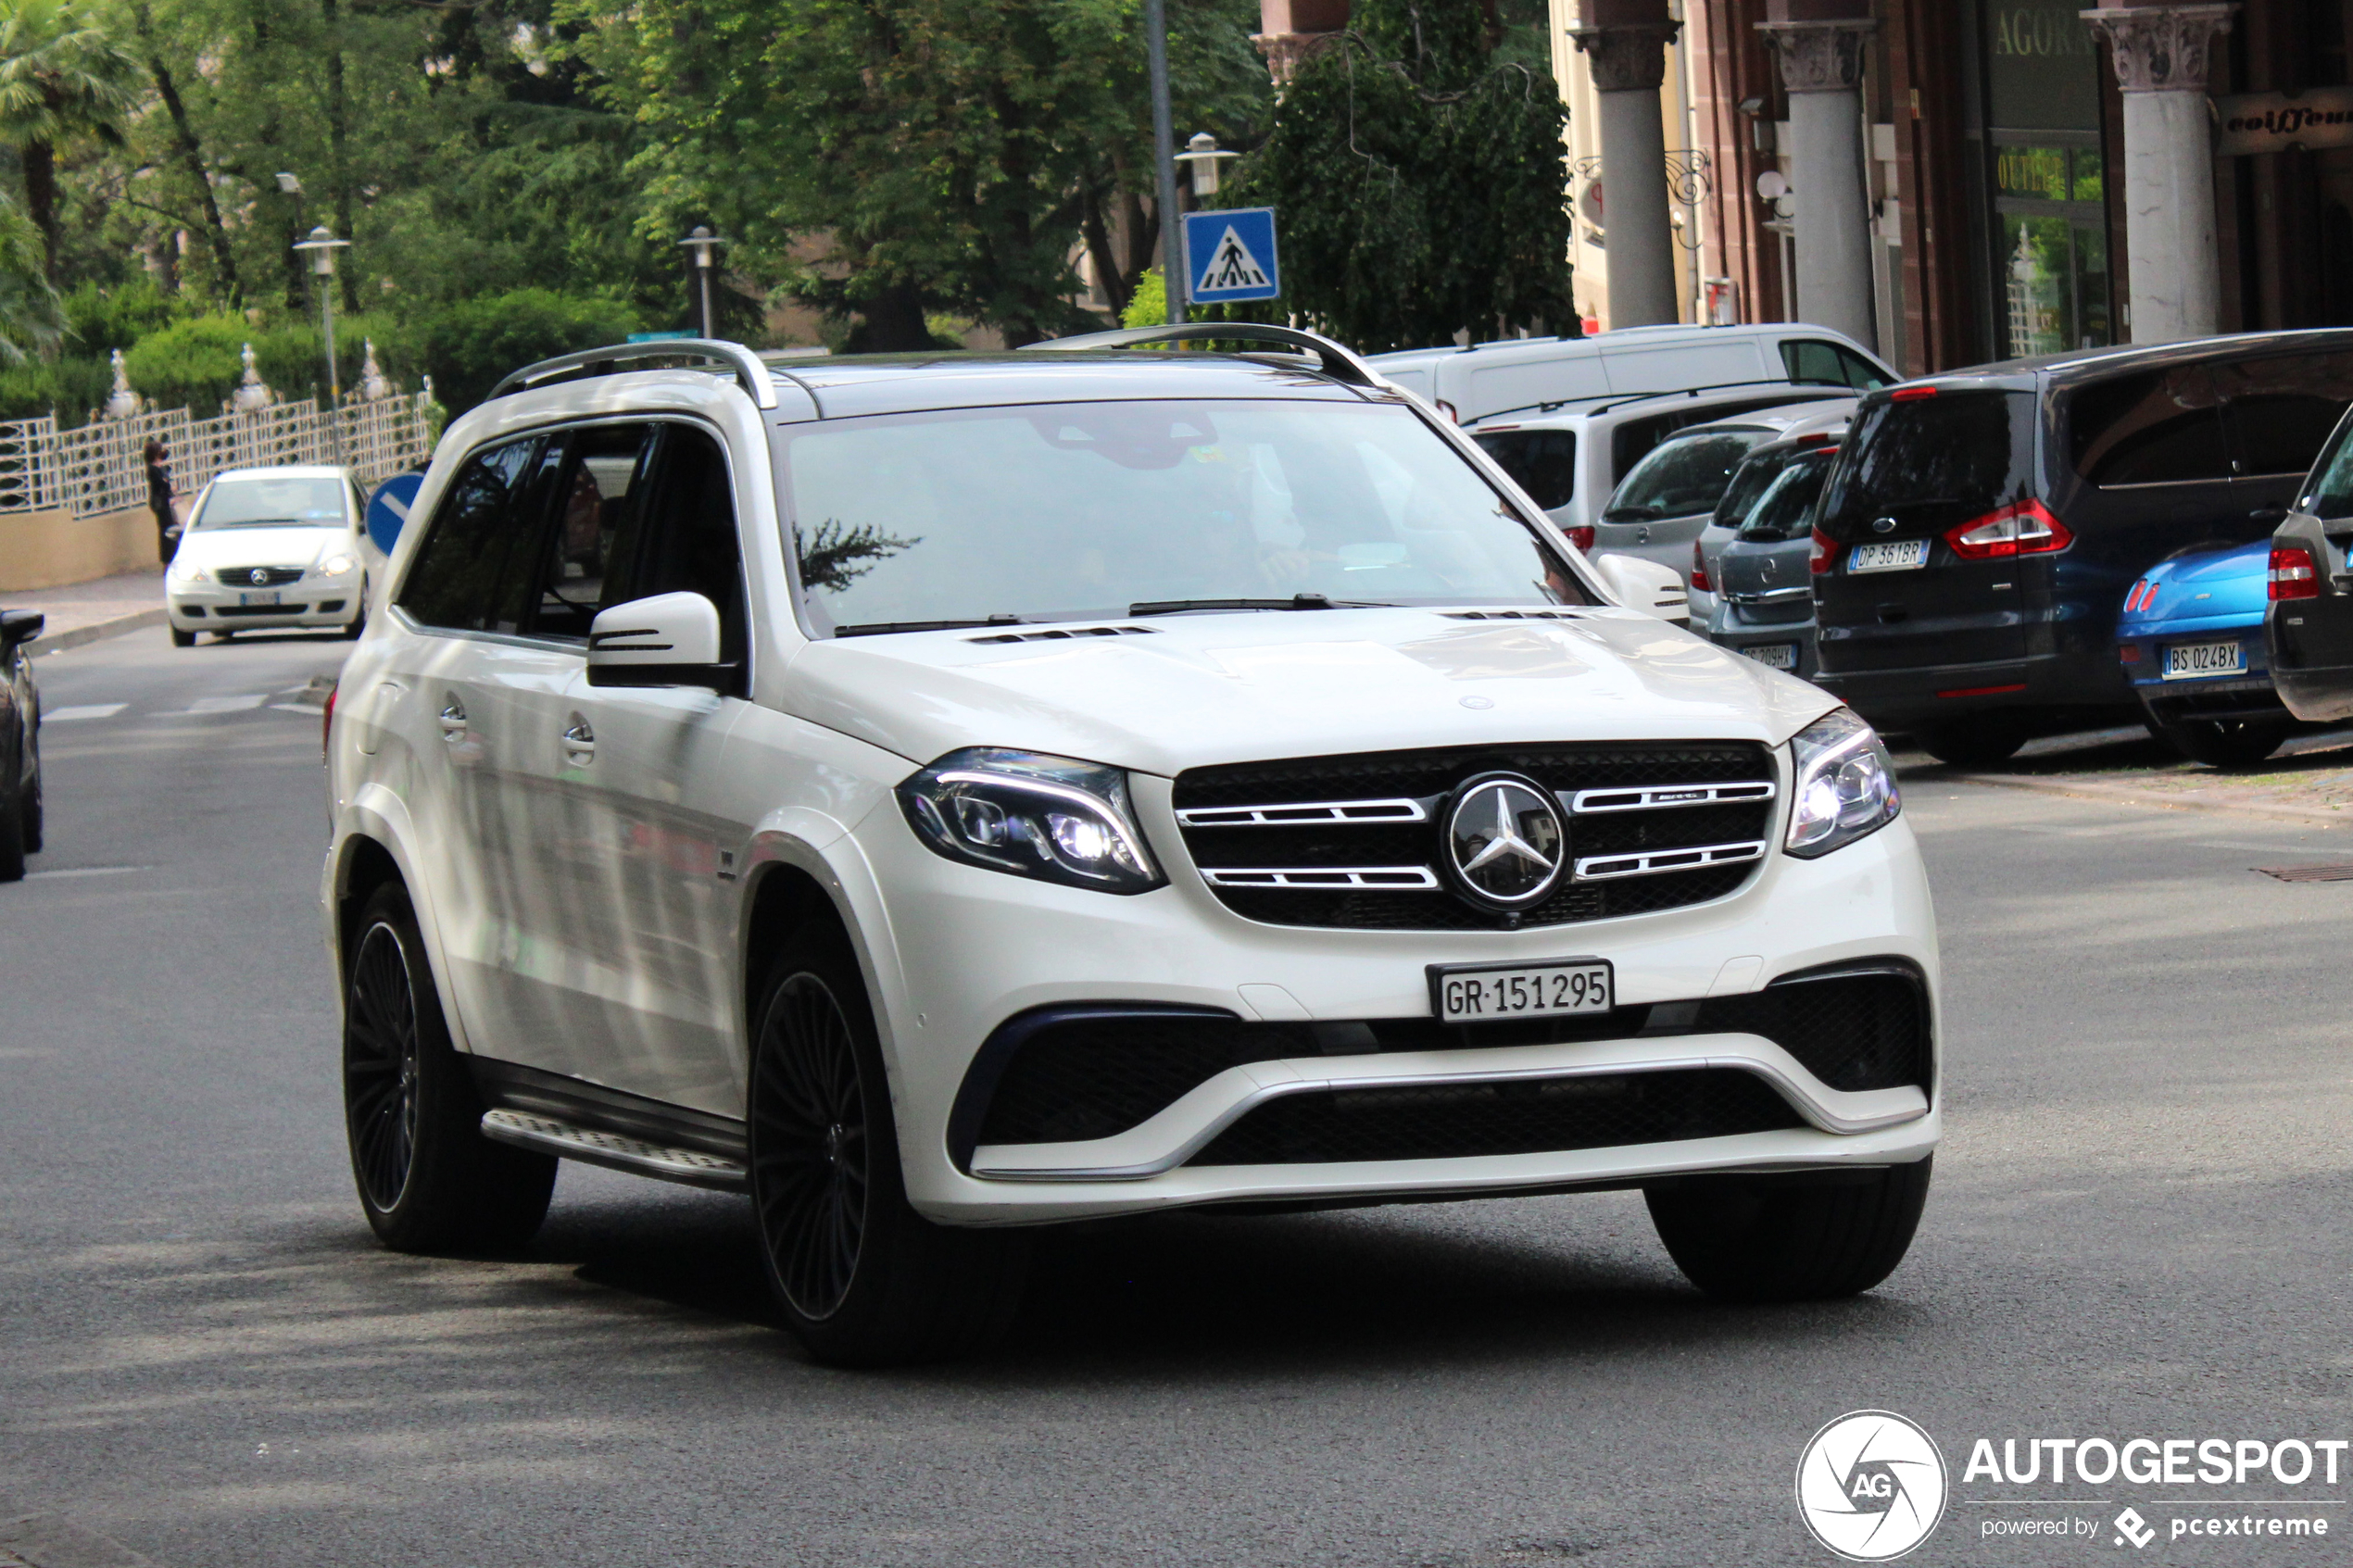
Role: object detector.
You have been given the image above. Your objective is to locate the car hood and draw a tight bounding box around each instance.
[174,525,350,569]
[783,607,1839,775]
[2123,539,2270,630]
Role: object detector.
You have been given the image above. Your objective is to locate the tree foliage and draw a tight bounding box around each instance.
[1224,0,1572,352]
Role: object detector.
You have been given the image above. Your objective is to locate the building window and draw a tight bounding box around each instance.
[1981,3,2112,357]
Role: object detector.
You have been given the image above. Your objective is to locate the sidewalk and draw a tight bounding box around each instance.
[1895,723,2353,827]
[0,570,166,654]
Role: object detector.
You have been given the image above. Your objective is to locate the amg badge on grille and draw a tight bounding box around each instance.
[1444,774,1564,909]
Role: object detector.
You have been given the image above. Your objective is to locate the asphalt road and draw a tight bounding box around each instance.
[5,626,2350,1567]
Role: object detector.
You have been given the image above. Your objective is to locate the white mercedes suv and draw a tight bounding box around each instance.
[321,329,1939,1365]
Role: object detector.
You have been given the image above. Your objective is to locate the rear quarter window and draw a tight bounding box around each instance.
[1472,429,1577,510]
[2212,351,2353,477]
[1818,391,2035,541]
[2067,367,2230,486]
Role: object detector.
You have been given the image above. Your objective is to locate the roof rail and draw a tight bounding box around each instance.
[487,337,780,409]
[1471,378,1854,426]
[1019,323,1383,389]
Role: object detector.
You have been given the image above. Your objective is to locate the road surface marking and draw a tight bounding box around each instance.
[42,704,125,721]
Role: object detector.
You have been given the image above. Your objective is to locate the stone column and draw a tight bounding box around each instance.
[1570,3,1681,329]
[1756,14,1878,348]
[2081,5,2236,343]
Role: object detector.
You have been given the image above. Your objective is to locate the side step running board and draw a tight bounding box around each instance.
[481,1109,749,1193]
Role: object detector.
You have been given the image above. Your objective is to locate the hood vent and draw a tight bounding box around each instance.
[967,624,1162,645]
[1440,608,1592,623]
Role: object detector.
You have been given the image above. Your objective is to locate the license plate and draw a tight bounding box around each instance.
[238,591,281,607]
[2163,640,2247,680]
[1848,540,1931,573]
[1740,642,1799,670]
[1429,959,1614,1023]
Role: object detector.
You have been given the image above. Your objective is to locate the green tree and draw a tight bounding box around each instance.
[1223,0,1572,351]
[0,0,137,281]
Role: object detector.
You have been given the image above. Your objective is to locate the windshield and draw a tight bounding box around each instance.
[194,475,348,530]
[779,400,1592,633]
[1737,448,1838,541]
[1604,431,1770,521]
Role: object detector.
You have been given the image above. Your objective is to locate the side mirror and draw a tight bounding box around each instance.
[586,592,727,689]
[1595,555,1691,626]
[0,608,44,650]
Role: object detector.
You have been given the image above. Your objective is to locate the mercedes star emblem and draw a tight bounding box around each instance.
[1444,774,1565,908]
[249,569,271,585]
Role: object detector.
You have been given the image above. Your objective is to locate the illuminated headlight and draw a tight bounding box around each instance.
[167,559,207,584]
[898,747,1164,894]
[317,553,358,577]
[1784,708,1900,859]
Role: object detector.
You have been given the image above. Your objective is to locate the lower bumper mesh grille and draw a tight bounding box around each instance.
[1189,1068,1805,1166]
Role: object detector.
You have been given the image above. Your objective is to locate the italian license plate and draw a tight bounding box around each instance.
[1741,642,1799,670]
[237,591,281,607]
[2163,640,2247,680]
[1848,540,1931,573]
[1430,959,1614,1023]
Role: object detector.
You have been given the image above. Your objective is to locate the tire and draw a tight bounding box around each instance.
[19,757,39,855]
[1646,1156,1932,1302]
[0,766,22,883]
[342,882,555,1253]
[748,926,1028,1366]
[342,608,367,640]
[2156,716,2291,769]
[1912,718,2027,769]
[170,627,195,648]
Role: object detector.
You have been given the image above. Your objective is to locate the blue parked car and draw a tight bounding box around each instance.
[2116,540,2309,766]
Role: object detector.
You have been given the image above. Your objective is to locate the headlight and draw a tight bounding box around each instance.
[898,747,1164,894]
[168,559,206,584]
[1784,708,1900,858]
[318,553,358,577]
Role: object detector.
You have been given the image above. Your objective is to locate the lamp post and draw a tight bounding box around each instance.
[292,224,351,456]
[1144,0,1182,324]
[680,226,724,338]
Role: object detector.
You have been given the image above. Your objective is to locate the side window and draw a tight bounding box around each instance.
[2067,367,2231,487]
[1781,341,1845,386]
[609,425,749,671]
[1833,347,1890,391]
[2212,353,2353,478]
[519,424,656,641]
[2299,412,2353,519]
[398,438,547,633]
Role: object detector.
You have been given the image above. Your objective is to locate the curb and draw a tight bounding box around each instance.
[1948,769,2352,828]
[31,608,166,656]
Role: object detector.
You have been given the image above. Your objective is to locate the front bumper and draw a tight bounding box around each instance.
[169,576,361,632]
[854,772,1940,1225]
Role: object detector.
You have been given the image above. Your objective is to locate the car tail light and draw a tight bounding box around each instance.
[1690,540,1712,592]
[1944,499,2071,559]
[1809,527,1835,575]
[1566,524,1595,553]
[2124,579,2156,614]
[1437,399,1460,423]
[1890,385,1939,400]
[2271,544,2320,600]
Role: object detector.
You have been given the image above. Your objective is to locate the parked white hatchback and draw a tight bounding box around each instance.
[322,329,1940,1366]
[166,465,372,645]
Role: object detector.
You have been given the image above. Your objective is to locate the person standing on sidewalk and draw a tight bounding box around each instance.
[145,440,175,565]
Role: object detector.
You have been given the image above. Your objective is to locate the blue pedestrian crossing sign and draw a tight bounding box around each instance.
[1184,207,1280,304]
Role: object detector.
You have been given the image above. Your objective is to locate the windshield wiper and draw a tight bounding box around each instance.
[833,615,1025,638]
[1127,594,1392,616]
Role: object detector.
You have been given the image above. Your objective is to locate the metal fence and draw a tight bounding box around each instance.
[0,391,435,518]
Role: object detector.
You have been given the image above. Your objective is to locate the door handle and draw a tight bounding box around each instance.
[2248,505,2288,526]
[438,700,467,741]
[561,718,596,766]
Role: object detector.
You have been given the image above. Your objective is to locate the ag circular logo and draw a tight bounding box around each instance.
[1795,1410,1947,1562]
[1443,773,1564,908]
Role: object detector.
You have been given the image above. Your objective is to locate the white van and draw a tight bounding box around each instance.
[1368,322,1893,427]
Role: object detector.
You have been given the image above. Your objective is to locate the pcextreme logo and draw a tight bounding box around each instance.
[1796,1410,1951,1562]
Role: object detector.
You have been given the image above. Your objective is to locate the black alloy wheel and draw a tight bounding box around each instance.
[339,881,554,1252]
[747,929,1029,1366]
[345,920,422,1213]
[750,972,870,1321]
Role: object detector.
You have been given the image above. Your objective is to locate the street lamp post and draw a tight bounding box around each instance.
[291,224,351,457]
[1144,0,1183,324]
[680,227,725,338]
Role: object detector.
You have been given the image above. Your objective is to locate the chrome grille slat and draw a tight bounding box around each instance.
[1200,866,1440,889]
[1175,797,1428,828]
[1574,840,1767,882]
[1568,780,1777,814]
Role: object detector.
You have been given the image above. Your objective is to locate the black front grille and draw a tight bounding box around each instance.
[216,603,307,618]
[217,566,306,586]
[965,967,1926,1152]
[1174,743,1776,931]
[1189,1068,1805,1165]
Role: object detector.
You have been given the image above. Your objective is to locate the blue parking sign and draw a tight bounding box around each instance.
[1184,207,1280,304]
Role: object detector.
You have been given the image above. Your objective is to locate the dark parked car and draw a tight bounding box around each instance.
[1810,332,2353,766]
[2264,406,2353,723]
[1,607,44,881]
[1706,420,1850,679]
